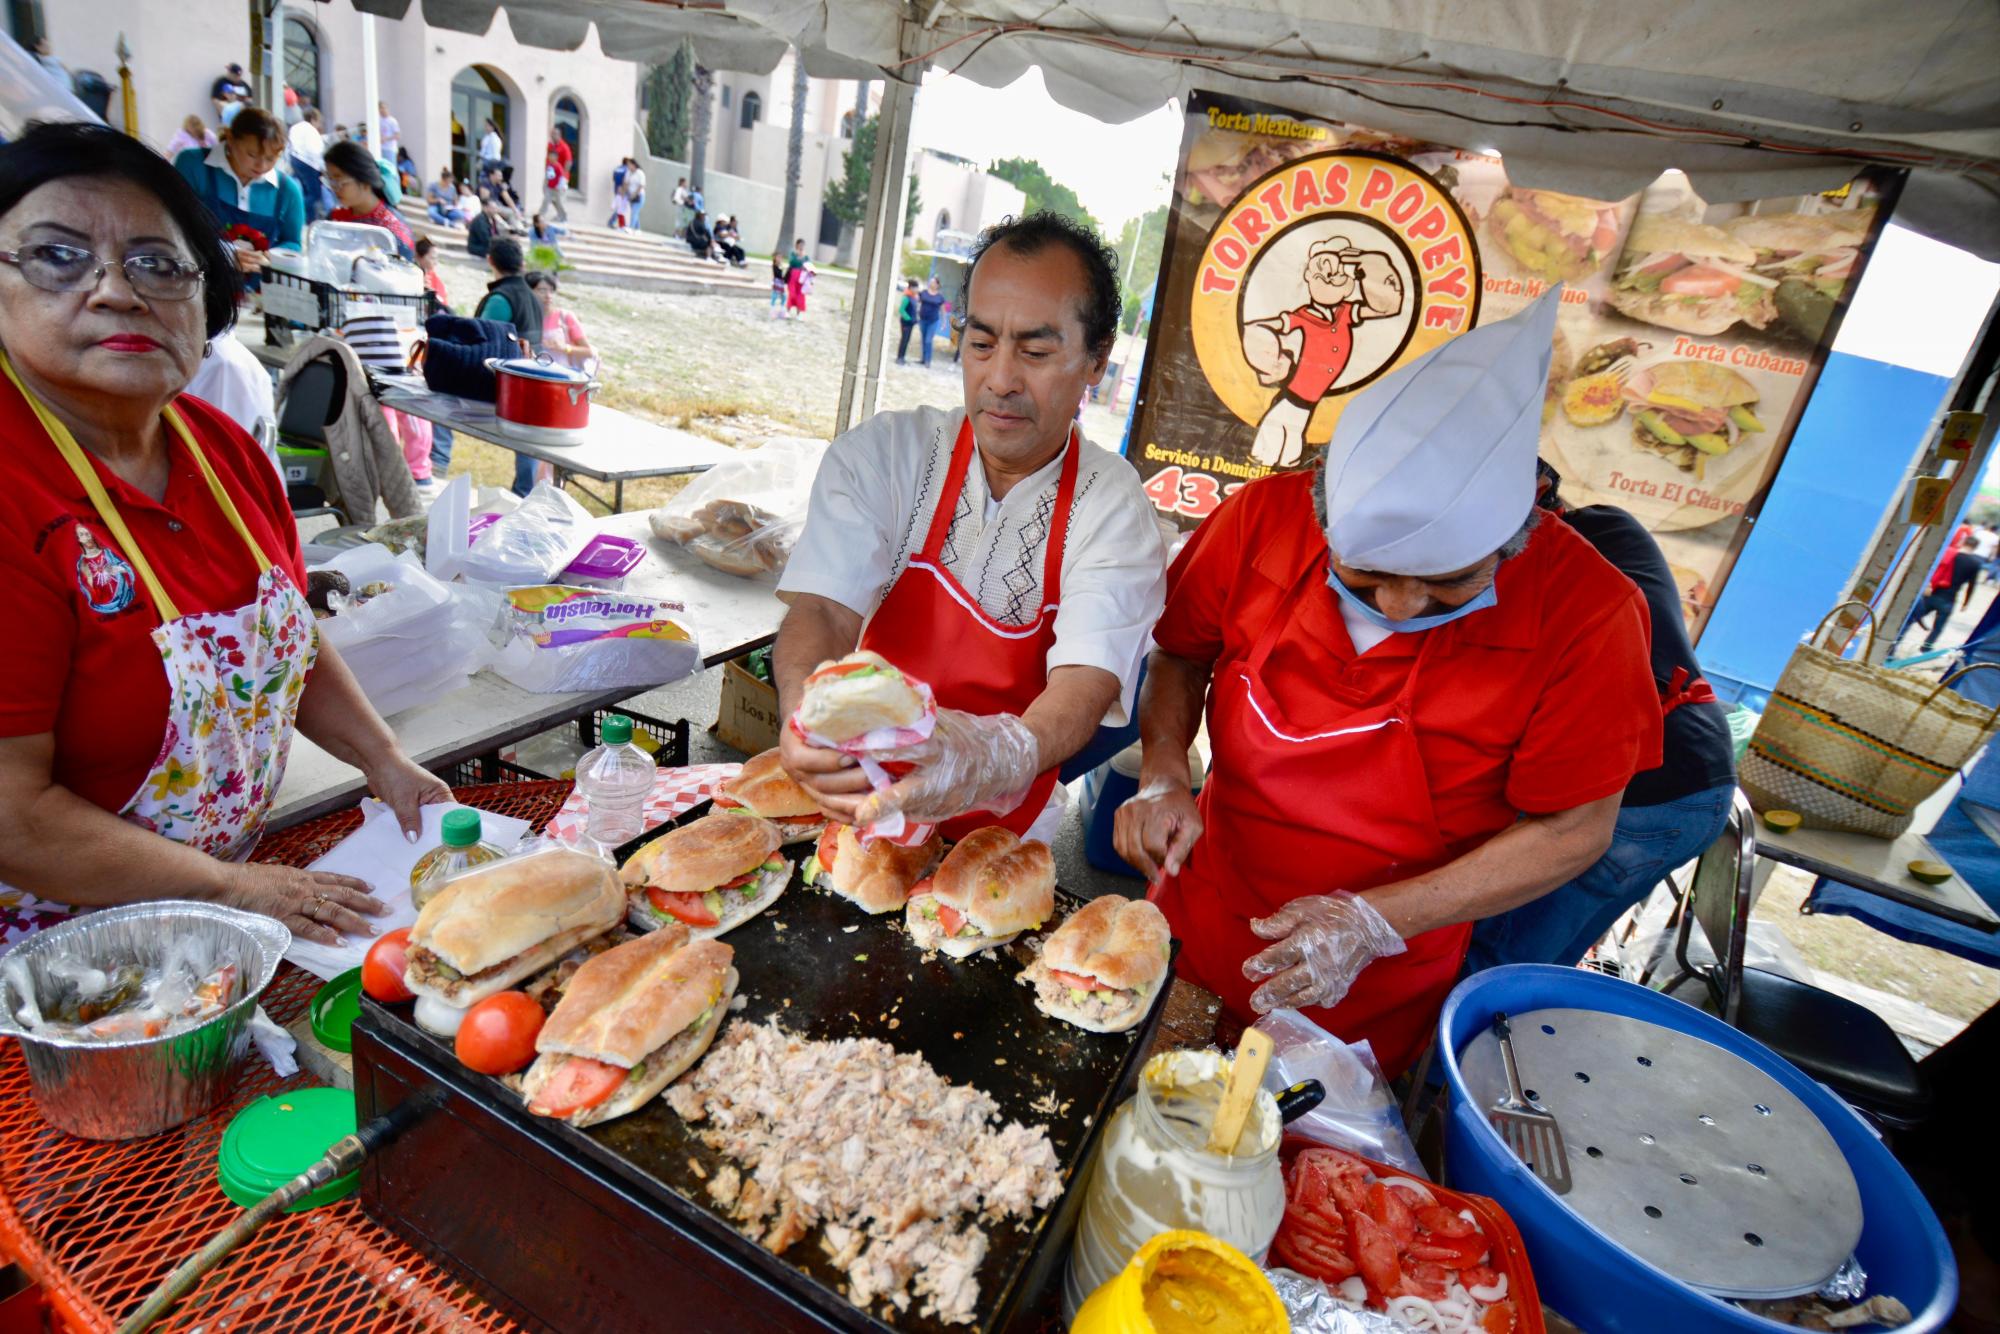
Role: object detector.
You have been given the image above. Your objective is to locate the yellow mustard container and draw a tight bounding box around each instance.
[1069,1229,1288,1334]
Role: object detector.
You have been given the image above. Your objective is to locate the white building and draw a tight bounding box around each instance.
[911,148,1026,251]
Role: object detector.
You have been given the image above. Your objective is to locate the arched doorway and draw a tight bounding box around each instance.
[739,91,761,130]
[552,92,584,197]
[451,64,513,185]
[283,13,323,113]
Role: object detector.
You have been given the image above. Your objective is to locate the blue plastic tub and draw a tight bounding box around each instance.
[1437,965,1955,1333]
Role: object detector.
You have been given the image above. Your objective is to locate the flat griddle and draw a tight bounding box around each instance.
[352,800,1177,1333]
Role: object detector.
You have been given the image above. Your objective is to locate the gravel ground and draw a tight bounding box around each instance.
[430,251,1131,515]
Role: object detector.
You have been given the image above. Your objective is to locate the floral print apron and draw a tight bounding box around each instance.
[0,355,316,941]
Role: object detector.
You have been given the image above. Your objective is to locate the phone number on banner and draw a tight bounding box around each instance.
[1142,465,1249,522]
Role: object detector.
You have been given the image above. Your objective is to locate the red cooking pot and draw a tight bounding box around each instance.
[483,355,599,435]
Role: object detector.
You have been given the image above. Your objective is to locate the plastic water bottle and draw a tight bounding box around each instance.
[575,714,656,848]
[410,808,507,910]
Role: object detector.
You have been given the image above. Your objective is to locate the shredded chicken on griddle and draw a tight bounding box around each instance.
[667,1019,1062,1325]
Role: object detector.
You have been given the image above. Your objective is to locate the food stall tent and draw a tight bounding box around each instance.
[351,0,2000,629]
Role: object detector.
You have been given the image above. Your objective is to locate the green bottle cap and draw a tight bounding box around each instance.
[440,807,483,847]
[218,1088,358,1211]
[602,714,635,745]
[309,967,364,1054]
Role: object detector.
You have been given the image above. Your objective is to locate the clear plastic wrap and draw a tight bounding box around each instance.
[1245,892,1409,1013]
[492,586,700,694]
[311,543,502,716]
[854,707,1042,831]
[458,482,595,586]
[647,436,823,579]
[1258,1007,1424,1175]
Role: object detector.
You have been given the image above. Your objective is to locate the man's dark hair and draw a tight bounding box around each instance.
[962,211,1121,360]
[0,121,241,340]
[489,238,525,274]
[323,140,388,204]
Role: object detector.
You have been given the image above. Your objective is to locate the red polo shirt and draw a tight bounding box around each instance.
[1155,470,1662,856]
[0,383,305,815]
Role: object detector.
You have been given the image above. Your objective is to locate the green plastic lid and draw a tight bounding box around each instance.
[602,714,634,745]
[309,968,363,1054]
[218,1088,358,1211]
[440,806,483,848]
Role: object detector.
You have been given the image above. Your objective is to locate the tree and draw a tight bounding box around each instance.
[775,50,809,259]
[643,41,695,160]
[988,157,1098,232]
[1114,204,1168,331]
[688,64,714,190]
[833,78,870,267]
[825,112,922,243]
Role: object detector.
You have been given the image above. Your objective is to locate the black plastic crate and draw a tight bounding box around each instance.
[577,707,689,767]
[262,270,440,334]
[437,755,548,787]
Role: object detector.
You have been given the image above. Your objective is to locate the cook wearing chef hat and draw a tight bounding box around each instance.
[1116,288,1665,1076]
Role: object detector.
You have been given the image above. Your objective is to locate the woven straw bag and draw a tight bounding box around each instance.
[1741,602,2000,837]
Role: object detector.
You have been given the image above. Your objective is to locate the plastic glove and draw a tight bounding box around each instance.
[1243,891,1407,1014]
[853,707,1041,829]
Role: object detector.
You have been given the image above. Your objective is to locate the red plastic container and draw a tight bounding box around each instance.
[1275,1135,1545,1333]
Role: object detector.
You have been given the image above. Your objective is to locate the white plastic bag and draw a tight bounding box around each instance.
[1257,1007,1424,1175]
[310,543,501,715]
[491,586,700,693]
[458,482,594,586]
[647,436,823,578]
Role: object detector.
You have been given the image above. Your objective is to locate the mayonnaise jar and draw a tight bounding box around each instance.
[1062,1050,1285,1322]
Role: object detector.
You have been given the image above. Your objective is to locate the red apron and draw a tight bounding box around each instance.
[1152,550,1472,1078]
[859,417,1078,841]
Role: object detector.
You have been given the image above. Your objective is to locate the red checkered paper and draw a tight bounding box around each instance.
[545,763,742,845]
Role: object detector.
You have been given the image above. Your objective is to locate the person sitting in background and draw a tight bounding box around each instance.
[210,62,250,118]
[481,166,523,224]
[413,235,450,308]
[684,209,716,260]
[396,146,421,197]
[426,169,466,225]
[174,106,303,281]
[164,114,214,159]
[323,140,414,260]
[713,215,746,267]
[528,271,594,368]
[530,203,567,252]
[465,199,500,260]
[473,239,546,497]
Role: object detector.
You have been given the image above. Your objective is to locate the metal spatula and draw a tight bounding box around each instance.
[1489,1012,1572,1194]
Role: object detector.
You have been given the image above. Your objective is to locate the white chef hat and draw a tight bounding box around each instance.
[1322,286,1564,576]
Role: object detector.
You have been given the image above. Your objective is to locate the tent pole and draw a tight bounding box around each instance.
[1836,292,2000,660]
[835,70,917,436]
[361,14,380,163]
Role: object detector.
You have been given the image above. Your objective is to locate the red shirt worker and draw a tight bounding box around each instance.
[1117,288,1663,1076]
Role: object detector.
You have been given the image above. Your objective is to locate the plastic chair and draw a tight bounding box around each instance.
[1668,790,1930,1130]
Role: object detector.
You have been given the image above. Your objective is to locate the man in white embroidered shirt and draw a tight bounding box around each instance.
[776,213,1167,843]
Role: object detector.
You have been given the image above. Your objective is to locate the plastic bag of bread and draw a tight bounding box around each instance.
[646,436,822,578]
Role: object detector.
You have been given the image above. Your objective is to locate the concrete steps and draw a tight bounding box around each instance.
[401,203,767,298]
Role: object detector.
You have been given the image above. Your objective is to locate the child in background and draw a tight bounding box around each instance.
[339,313,433,483]
[769,252,787,318]
[786,259,813,320]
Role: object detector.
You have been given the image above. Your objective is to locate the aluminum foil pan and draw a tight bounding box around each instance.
[0,902,290,1139]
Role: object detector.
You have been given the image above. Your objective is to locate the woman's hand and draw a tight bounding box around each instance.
[213,862,385,946]
[364,750,453,839]
[232,243,267,274]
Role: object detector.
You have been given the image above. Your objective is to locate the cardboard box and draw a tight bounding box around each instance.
[714,657,779,754]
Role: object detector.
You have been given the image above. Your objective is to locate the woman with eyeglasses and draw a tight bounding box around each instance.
[0,122,449,947]
[324,140,415,261]
[171,105,304,282]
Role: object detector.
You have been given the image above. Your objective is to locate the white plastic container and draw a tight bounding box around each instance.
[573,714,656,847]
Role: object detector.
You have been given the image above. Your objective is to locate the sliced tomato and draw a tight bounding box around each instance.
[647,886,719,927]
[935,902,964,936]
[1272,1227,1356,1282]
[711,793,744,810]
[816,825,840,873]
[1295,1147,1372,1213]
[1282,1206,1349,1253]
[1481,1299,1518,1334]
[1417,1205,1477,1239]
[1366,1180,1417,1246]
[1400,1258,1452,1301]
[1406,1229,1488,1269]
[1461,1264,1503,1292]
[1347,1208,1403,1301]
[718,867,760,890]
[1047,969,1100,991]
[528,1056,626,1118]
[805,661,885,685]
[1660,264,1741,297]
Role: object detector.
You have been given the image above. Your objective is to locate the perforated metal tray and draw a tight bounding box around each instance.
[1459,1007,1862,1300]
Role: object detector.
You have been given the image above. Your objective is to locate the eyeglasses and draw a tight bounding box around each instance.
[0,243,204,300]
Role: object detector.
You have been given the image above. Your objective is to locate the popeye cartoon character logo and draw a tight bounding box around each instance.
[1189,152,1481,468]
[74,523,137,616]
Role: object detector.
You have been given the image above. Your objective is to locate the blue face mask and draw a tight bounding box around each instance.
[1327,565,1498,635]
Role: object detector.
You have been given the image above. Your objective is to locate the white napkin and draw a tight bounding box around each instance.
[282,800,532,981]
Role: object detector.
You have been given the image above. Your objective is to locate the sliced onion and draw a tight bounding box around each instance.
[1337,1276,1369,1305]
[1468,1274,1509,1303]
[1375,1174,1438,1204]
[1387,1295,1444,1329]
